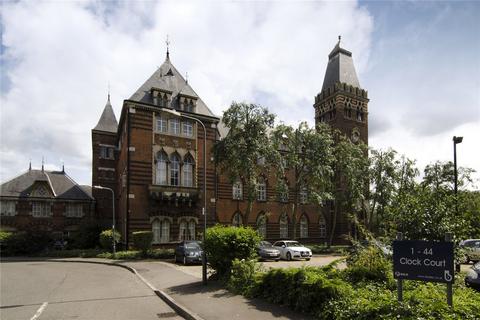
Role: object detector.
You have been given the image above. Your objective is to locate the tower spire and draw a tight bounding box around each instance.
[166,35,170,60]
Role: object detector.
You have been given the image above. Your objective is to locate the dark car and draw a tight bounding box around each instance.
[465,261,480,291]
[175,240,203,265]
[257,241,281,261]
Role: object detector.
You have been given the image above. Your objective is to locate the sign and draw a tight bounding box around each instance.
[393,240,454,283]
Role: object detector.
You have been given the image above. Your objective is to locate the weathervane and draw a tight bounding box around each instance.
[166,35,170,59]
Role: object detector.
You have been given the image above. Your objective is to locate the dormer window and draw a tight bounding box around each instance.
[151,88,172,107]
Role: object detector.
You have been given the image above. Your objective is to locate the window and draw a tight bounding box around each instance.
[188,220,196,240]
[65,203,83,218]
[169,118,180,135]
[257,178,266,201]
[279,182,289,203]
[152,219,161,243]
[279,212,288,238]
[32,202,51,217]
[232,212,243,227]
[184,101,194,112]
[257,214,267,238]
[300,215,308,238]
[170,154,180,186]
[156,152,168,185]
[156,117,168,133]
[0,201,16,216]
[179,220,188,240]
[182,121,193,137]
[300,188,308,204]
[100,146,114,159]
[232,180,243,200]
[319,215,327,238]
[257,156,265,165]
[183,155,193,187]
[161,220,170,243]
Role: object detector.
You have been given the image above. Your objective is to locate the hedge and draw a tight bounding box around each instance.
[132,231,153,254]
[99,229,121,251]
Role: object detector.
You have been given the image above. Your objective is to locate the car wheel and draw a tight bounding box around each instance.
[183,256,187,265]
[306,258,311,261]
[286,252,292,261]
[275,259,280,262]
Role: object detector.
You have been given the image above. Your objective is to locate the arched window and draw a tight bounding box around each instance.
[300,215,308,238]
[188,220,196,240]
[179,220,188,240]
[170,154,180,186]
[183,155,194,187]
[232,180,243,200]
[257,177,266,201]
[319,215,327,238]
[161,220,170,243]
[156,152,168,185]
[279,212,288,239]
[232,212,243,227]
[257,213,267,238]
[152,219,161,244]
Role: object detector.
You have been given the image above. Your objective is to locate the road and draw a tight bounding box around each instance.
[0,260,182,320]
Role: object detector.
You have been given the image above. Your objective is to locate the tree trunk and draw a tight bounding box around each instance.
[245,199,253,227]
[328,196,339,247]
[292,203,297,240]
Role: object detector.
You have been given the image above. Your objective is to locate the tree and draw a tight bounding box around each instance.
[214,102,281,225]
[271,122,334,239]
[329,131,369,245]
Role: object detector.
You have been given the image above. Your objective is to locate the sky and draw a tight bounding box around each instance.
[1,0,479,187]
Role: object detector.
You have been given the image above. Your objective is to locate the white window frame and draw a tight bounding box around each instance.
[169,118,180,135]
[300,188,308,204]
[0,201,16,216]
[65,203,84,218]
[156,153,168,185]
[170,154,180,186]
[232,180,243,200]
[161,220,170,243]
[156,117,168,133]
[152,219,161,244]
[32,202,52,218]
[257,180,266,201]
[182,121,193,137]
[188,220,196,240]
[179,220,188,241]
[182,157,193,187]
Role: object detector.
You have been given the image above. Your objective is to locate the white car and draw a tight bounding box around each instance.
[460,239,480,263]
[273,240,312,261]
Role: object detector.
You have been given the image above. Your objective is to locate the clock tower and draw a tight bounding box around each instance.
[314,37,369,145]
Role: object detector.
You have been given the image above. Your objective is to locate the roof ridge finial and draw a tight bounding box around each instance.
[29,159,32,171]
[185,72,188,84]
[42,156,44,172]
[108,82,111,102]
[338,35,341,44]
[166,35,170,60]
[62,161,65,173]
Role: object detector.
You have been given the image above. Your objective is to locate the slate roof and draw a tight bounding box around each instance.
[0,169,94,200]
[321,39,361,93]
[93,95,118,133]
[129,55,216,118]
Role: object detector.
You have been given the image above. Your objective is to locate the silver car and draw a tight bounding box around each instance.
[459,239,480,263]
[273,240,312,261]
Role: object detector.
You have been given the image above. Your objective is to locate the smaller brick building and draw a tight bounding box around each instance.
[0,167,95,238]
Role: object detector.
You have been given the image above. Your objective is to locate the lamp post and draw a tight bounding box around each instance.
[93,185,116,255]
[452,136,463,215]
[162,108,208,285]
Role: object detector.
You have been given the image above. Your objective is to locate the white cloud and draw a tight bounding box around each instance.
[1,0,373,185]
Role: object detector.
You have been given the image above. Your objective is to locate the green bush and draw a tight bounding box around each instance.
[227,258,264,296]
[132,231,153,254]
[147,248,174,259]
[99,229,121,251]
[204,225,261,278]
[70,222,102,249]
[345,245,394,286]
[0,231,12,248]
[2,230,53,255]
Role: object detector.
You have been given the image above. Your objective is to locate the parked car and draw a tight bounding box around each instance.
[257,241,281,261]
[174,240,203,265]
[465,261,480,291]
[459,239,480,263]
[273,240,312,261]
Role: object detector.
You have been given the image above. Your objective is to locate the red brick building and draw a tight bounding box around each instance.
[91,39,368,246]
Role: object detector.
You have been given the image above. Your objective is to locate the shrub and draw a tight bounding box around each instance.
[99,229,121,251]
[0,231,12,248]
[227,258,264,296]
[345,245,394,286]
[70,222,102,249]
[2,230,53,255]
[147,248,174,259]
[132,231,153,254]
[204,225,261,278]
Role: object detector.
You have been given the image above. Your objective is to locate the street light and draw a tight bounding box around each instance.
[93,185,116,255]
[162,108,208,285]
[453,136,463,215]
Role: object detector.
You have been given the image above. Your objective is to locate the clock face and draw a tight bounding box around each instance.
[352,128,360,142]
